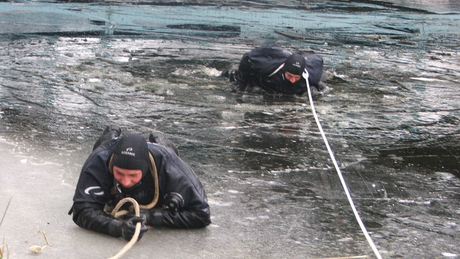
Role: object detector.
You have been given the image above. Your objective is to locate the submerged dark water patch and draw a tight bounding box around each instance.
[377,138,460,177]
[166,24,241,32]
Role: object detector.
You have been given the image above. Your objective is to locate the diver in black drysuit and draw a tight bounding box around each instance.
[69,125,211,241]
[223,45,324,95]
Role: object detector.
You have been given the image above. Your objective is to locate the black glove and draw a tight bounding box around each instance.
[139,208,165,227]
[120,216,148,241]
[138,193,183,227]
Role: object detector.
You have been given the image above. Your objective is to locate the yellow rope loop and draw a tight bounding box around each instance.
[141,153,160,210]
[110,197,140,218]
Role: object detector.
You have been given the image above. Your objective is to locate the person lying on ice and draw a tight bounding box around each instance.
[222,45,324,96]
[69,125,211,241]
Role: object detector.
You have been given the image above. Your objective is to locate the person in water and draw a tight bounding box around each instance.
[69,125,211,241]
[222,45,324,95]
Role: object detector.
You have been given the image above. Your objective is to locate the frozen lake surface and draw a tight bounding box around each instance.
[0,0,459,258]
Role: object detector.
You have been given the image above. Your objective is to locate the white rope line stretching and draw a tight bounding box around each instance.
[303,70,383,259]
[108,198,142,259]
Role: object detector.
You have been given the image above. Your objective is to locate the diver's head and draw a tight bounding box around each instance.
[111,134,149,188]
[284,54,306,83]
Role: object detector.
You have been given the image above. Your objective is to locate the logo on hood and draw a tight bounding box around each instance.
[121,147,135,157]
[292,61,301,68]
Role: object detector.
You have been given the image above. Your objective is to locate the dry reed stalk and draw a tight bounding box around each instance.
[0,243,9,259]
[0,198,12,259]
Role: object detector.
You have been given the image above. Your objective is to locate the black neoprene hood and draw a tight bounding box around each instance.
[284,54,306,75]
[112,133,150,177]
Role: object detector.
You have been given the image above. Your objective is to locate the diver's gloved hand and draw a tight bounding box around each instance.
[302,68,309,81]
[139,208,165,227]
[139,193,184,227]
[120,216,148,241]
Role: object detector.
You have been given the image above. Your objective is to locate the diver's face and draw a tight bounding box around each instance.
[284,72,302,83]
[113,166,143,188]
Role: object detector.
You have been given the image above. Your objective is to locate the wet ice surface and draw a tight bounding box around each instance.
[0,0,460,258]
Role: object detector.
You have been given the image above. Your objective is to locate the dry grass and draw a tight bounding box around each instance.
[0,197,12,259]
[0,242,9,259]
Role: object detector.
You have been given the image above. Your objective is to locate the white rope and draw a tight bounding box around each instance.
[108,198,142,259]
[303,70,383,259]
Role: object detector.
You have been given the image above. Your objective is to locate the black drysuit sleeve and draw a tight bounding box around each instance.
[148,206,211,228]
[72,202,123,237]
[145,144,211,228]
[304,54,323,89]
[70,140,124,237]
